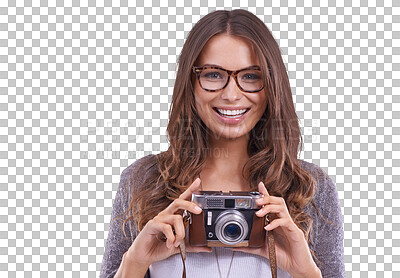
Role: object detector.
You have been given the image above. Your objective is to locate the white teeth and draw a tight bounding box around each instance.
[216,109,247,116]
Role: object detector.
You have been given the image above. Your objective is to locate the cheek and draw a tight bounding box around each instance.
[194,89,203,110]
[250,93,267,112]
[194,88,213,114]
[194,92,209,121]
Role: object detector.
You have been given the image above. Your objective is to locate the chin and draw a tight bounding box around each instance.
[210,129,249,140]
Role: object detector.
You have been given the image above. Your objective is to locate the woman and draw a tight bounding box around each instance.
[100,9,345,278]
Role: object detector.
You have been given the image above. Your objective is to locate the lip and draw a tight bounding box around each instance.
[213,106,250,110]
[213,107,250,125]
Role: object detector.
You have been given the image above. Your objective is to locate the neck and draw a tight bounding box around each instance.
[205,134,250,173]
[200,135,250,191]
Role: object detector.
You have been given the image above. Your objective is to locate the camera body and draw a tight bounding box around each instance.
[189,191,266,248]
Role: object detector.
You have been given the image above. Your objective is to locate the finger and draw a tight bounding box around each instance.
[264,217,296,231]
[152,221,176,249]
[156,214,186,244]
[258,181,270,196]
[256,204,285,217]
[264,218,305,243]
[170,215,185,247]
[256,194,285,206]
[256,182,271,206]
[163,198,202,215]
[179,177,201,200]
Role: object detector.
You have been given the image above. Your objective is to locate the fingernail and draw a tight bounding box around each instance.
[194,206,202,213]
[174,241,181,247]
[264,225,271,230]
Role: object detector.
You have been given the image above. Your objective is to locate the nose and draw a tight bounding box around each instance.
[220,76,242,101]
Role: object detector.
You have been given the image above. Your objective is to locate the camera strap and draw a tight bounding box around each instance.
[178,212,277,278]
[267,230,277,278]
[179,212,191,278]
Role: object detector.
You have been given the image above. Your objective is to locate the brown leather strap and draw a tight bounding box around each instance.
[266,213,278,278]
[179,242,187,278]
[267,230,277,278]
[179,211,190,278]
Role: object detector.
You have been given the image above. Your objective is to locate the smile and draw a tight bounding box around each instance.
[213,107,250,119]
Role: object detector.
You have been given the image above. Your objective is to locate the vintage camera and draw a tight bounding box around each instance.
[188,191,266,248]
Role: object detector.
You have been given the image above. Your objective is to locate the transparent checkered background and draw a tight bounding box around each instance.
[0,0,398,277]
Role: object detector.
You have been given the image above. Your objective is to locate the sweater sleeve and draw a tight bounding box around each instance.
[303,161,345,278]
[99,155,155,278]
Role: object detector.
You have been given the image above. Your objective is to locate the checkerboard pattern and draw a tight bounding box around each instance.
[1,0,399,277]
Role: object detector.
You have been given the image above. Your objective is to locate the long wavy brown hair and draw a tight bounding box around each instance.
[122,9,327,260]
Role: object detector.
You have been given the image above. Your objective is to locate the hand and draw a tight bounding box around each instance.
[125,177,212,268]
[233,182,321,278]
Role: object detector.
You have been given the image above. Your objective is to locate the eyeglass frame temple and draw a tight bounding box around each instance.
[192,66,265,93]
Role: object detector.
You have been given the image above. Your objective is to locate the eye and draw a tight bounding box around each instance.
[202,71,224,80]
[240,72,261,82]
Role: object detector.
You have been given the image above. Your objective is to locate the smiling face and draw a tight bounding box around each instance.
[194,33,267,141]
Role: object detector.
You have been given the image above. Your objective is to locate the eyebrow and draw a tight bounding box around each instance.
[201,64,261,70]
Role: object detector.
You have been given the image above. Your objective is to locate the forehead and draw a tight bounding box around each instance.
[197,34,260,70]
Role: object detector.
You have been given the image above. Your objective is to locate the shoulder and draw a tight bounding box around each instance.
[298,159,331,184]
[117,154,159,198]
[298,159,339,211]
[298,159,337,193]
[298,162,344,275]
[121,154,158,180]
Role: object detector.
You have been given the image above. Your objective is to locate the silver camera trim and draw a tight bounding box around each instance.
[191,191,263,209]
[215,210,249,245]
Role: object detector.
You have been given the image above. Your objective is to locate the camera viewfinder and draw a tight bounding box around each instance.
[225,199,235,208]
[235,198,251,208]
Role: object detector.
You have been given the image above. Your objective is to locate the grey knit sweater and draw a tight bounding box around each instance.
[100,154,345,277]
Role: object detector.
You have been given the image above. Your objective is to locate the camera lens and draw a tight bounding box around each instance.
[224,224,241,239]
[215,210,248,245]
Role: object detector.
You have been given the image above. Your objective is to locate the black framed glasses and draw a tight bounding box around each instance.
[192,65,264,93]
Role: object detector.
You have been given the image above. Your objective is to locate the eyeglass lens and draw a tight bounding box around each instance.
[199,68,263,92]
